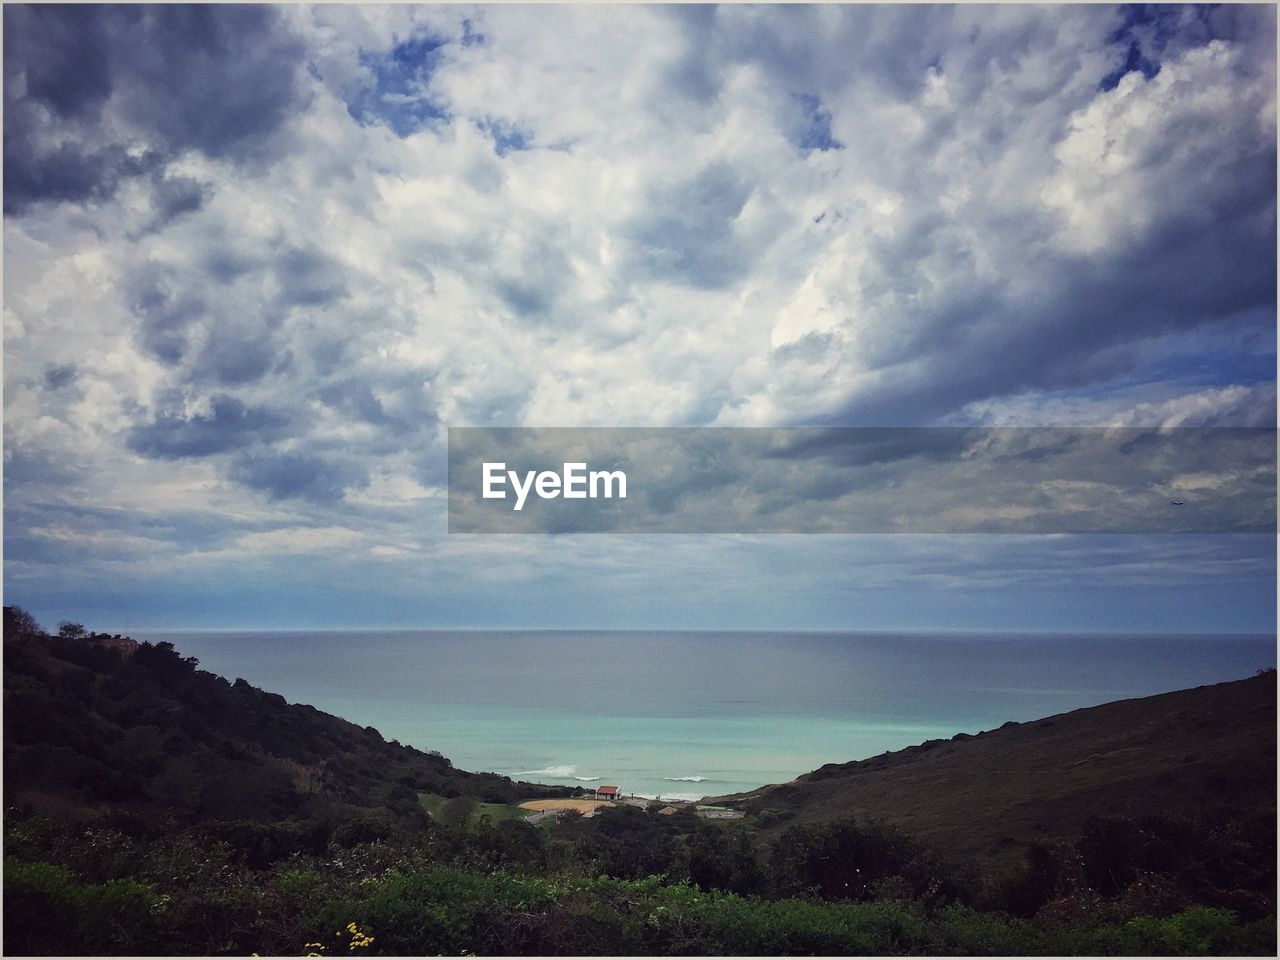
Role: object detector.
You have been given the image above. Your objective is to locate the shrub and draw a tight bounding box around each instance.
[3,857,160,955]
[331,818,392,848]
[769,817,954,903]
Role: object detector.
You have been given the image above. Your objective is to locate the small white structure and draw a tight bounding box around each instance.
[595,785,620,800]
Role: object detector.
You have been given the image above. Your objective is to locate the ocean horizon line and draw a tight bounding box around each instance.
[131,626,1279,638]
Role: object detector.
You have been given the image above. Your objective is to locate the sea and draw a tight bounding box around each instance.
[137,630,1276,801]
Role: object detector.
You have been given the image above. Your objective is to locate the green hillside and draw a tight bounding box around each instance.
[715,673,1277,868]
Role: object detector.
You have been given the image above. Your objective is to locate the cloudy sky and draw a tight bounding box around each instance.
[3,3,1276,632]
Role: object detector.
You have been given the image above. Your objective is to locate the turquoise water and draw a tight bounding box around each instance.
[138,630,1276,800]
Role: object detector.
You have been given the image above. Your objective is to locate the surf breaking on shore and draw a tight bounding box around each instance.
[510,764,711,800]
[513,765,600,781]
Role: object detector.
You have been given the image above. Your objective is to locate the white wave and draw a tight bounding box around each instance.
[664,776,707,782]
[573,776,600,782]
[513,765,578,778]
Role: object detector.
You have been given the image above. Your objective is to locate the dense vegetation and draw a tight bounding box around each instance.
[4,608,1275,955]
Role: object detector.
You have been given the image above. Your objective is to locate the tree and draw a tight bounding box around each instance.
[58,622,87,640]
[440,795,475,827]
[4,606,42,638]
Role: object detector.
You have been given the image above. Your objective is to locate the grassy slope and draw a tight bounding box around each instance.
[418,792,530,825]
[715,673,1276,866]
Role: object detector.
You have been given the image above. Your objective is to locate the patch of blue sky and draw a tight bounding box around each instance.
[1100,3,1216,91]
[348,33,452,137]
[479,118,533,157]
[1099,39,1161,91]
[1122,316,1277,389]
[792,93,842,153]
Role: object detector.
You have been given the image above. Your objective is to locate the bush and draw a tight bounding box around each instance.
[3,857,160,955]
[1076,813,1276,918]
[769,817,959,903]
[331,817,392,848]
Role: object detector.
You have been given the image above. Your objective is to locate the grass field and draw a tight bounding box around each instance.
[419,793,531,825]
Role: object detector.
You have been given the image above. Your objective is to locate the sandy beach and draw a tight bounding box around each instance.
[518,798,614,813]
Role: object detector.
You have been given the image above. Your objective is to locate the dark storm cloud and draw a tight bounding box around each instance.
[43,364,79,391]
[318,379,391,427]
[316,372,439,450]
[127,394,291,460]
[124,262,204,365]
[3,4,309,213]
[195,326,286,386]
[124,241,342,386]
[126,257,285,383]
[3,445,83,492]
[2,125,163,212]
[117,5,308,159]
[810,162,1275,425]
[146,172,211,231]
[203,248,257,284]
[4,4,114,118]
[229,450,369,503]
[274,247,348,308]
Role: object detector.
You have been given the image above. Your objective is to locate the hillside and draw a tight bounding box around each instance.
[714,672,1277,865]
[3,613,566,833]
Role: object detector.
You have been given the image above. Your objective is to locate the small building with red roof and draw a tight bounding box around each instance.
[594,785,620,800]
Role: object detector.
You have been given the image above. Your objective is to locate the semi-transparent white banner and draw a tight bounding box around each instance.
[448,427,1276,534]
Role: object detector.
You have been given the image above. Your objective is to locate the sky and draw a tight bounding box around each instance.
[3,3,1276,633]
